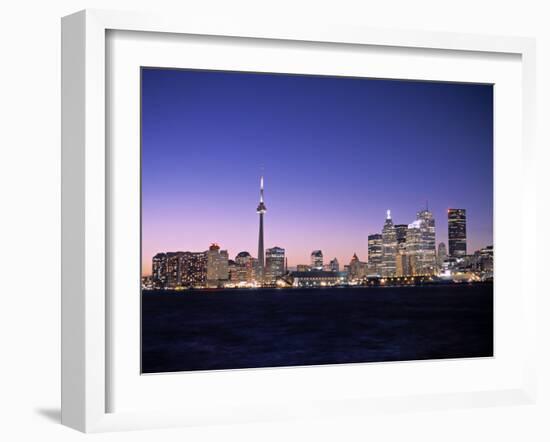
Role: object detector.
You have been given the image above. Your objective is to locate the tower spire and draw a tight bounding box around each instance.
[260,175,264,203]
[256,174,266,286]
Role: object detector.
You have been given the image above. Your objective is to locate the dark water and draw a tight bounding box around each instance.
[141,284,493,373]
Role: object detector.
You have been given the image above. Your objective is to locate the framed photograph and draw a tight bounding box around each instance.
[61,9,537,432]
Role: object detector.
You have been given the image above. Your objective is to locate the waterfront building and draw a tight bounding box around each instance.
[448,208,467,257]
[256,176,267,284]
[180,251,208,287]
[265,246,285,284]
[206,243,229,287]
[395,243,408,277]
[437,242,447,269]
[165,252,181,288]
[235,251,252,266]
[381,210,397,277]
[349,253,368,281]
[152,253,167,288]
[311,250,323,270]
[475,245,493,273]
[329,258,340,272]
[290,270,344,288]
[234,251,257,285]
[297,264,311,272]
[367,233,383,275]
[152,250,208,289]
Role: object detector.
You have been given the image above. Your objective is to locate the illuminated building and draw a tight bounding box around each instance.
[437,242,447,269]
[416,209,436,274]
[235,251,256,284]
[448,208,467,257]
[206,243,229,287]
[395,224,409,277]
[165,252,181,288]
[228,259,239,283]
[290,271,344,287]
[349,253,368,281]
[256,176,267,285]
[310,250,323,270]
[367,233,383,275]
[265,246,285,284]
[381,210,397,277]
[406,220,422,275]
[329,258,340,272]
[395,224,408,245]
[297,264,311,272]
[152,253,167,288]
[180,251,207,287]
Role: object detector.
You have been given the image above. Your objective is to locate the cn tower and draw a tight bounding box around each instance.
[256,175,267,284]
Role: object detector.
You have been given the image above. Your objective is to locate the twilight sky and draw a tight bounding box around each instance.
[141,68,493,275]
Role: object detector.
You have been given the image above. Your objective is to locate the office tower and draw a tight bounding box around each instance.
[394,223,410,277]
[235,251,253,284]
[349,253,367,281]
[395,224,408,245]
[395,248,409,277]
[448,208,467,257]
[406,220,423,275]
[329,258,340,272]
[266,246,285,284]
[256,176,267,284]
[381,210,397,277]
[368,233,383,275]
[219,249,229,280]
[417,209,437,274]
[437,242,447,268]
[311,250,323,270]
[206,243,228,286]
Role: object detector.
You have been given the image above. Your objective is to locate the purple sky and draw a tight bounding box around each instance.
[141,68,493,275]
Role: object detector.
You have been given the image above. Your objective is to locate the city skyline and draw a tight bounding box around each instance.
[142,68,493,275]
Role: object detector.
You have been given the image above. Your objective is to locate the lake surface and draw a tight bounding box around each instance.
[141,283,493,373]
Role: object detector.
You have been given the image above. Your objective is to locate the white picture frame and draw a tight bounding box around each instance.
[61,9,537,433]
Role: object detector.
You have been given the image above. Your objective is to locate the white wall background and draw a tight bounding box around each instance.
[0,1,548,440]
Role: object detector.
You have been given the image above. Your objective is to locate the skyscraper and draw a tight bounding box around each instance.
[266,246,285,284]
[448,209,467,257]
[256,176,267,284]
[394,224,408,245]
[437,242,447,268]
[417,209,436,274]
[329,258,340,272]
[310,250,323,270]
[405,220,423,276]
[367,233,383,275]
[206,243,229,287]
[381,210,397,277]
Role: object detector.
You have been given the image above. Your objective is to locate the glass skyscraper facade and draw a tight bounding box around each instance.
[448,208,467,257]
